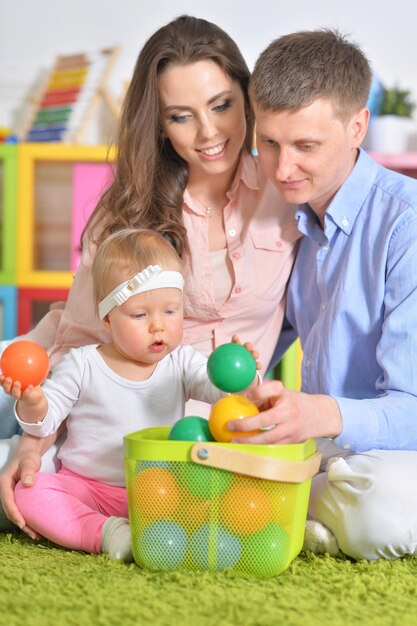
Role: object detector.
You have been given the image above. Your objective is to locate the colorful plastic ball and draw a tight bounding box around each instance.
[173,491,211,530]
[269,483,296,528]
[241,523,289,577]
[168,416,215,442]
[131,467,180,520]
[0,340,49,391]
[207,342,257,392]
[179,464,232,500]
[189,524,241,571]
[137,520,187,570]
[209,395,259,443]
[220,481,272,534]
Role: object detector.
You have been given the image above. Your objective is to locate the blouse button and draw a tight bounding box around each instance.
[228,228,236,237]
[276,241,282,248]
[232,251,240,259]
[235,287,242,294]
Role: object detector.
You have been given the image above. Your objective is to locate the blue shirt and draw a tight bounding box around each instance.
[271,148,417,452]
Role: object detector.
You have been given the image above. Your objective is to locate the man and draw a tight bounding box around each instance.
[228,29,417,560]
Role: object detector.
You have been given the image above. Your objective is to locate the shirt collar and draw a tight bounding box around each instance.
[296,148,379,239]
[184,151,258,215]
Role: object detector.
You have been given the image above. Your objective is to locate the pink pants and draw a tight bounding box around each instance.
[14,466,128,553]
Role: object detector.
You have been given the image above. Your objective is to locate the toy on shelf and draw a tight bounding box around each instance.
[0,340,49,390]
[21,47,121,144]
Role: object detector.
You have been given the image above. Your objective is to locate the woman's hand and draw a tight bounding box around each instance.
[231,334,262,390]
[0,435,43,538]
[0,427,62,538]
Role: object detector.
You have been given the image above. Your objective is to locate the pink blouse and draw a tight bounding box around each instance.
[25,152,301,375]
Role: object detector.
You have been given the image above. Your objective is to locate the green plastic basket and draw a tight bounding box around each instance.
[124,427,321,578]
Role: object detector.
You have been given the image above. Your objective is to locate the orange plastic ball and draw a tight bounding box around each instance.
[208,395,259,442]
[0,340,49,390]
[220,481,272,535]
[130,467,180,520]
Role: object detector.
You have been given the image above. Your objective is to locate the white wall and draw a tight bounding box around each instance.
[1,0,416,141]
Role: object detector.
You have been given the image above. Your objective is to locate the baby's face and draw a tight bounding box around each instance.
[105,287,184,365]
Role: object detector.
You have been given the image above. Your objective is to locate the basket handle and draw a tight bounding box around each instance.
[190,442,322,483]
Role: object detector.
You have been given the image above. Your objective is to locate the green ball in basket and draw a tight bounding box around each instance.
[168,416,215,442]
[207,342,256,393]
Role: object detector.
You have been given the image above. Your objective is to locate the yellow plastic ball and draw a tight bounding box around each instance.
[209,395,259,443]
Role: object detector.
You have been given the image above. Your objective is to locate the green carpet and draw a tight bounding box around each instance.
[1,532,417,626]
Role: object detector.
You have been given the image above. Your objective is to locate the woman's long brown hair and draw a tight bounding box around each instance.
[83,15,254,258]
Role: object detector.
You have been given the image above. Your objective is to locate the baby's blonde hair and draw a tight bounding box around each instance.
[92,228,183,309]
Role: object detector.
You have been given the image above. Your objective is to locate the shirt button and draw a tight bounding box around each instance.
[276,241,282,248]
[321,302,327,311]
[323,245,330,253]
[235,287,242,294]
[305,359,311,368]
[232,251,240,259]
[342,217,349,227]
[228,228,236,237]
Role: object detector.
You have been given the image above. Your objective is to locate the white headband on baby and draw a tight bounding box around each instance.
[98,264,184,320]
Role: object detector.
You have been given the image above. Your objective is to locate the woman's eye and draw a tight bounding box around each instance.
[213,100,232,113]
[170,113,191,124]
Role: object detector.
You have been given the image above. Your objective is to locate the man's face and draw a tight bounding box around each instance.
[254,98,369,221]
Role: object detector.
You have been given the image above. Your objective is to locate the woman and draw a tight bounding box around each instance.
[0,15,300,535]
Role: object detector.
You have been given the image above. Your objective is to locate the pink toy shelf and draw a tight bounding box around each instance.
[71,162,114,270]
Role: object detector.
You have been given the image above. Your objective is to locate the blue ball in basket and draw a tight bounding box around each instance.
[207,342,256,393]
[189,523,241,571]
[137,520,187,570]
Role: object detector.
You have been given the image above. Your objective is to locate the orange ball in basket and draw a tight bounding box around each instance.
[131,467,180,520]
[0,340,49,391]
[209,395,259,443]
[220,481,272,535]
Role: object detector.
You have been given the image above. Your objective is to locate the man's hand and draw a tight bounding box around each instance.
[227,379,343,444]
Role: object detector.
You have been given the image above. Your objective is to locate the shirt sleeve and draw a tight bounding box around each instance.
[334,210,417,451]
[15,348,85,437]
[177,346,225,405]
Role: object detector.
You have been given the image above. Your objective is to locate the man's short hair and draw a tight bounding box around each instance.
[250,29,372,120]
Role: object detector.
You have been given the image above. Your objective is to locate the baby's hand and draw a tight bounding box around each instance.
[0,376,42,402]
[231,334,262,381]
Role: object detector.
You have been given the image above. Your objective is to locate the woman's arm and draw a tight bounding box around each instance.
[0,428,62,536]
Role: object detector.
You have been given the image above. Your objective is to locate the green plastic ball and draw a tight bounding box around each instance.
[207,343,256,393]
[179,464,233,500]
[168,416,215,442]
[240,523,289,577]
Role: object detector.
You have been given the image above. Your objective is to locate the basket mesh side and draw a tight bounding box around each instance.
[125,458,310,577]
